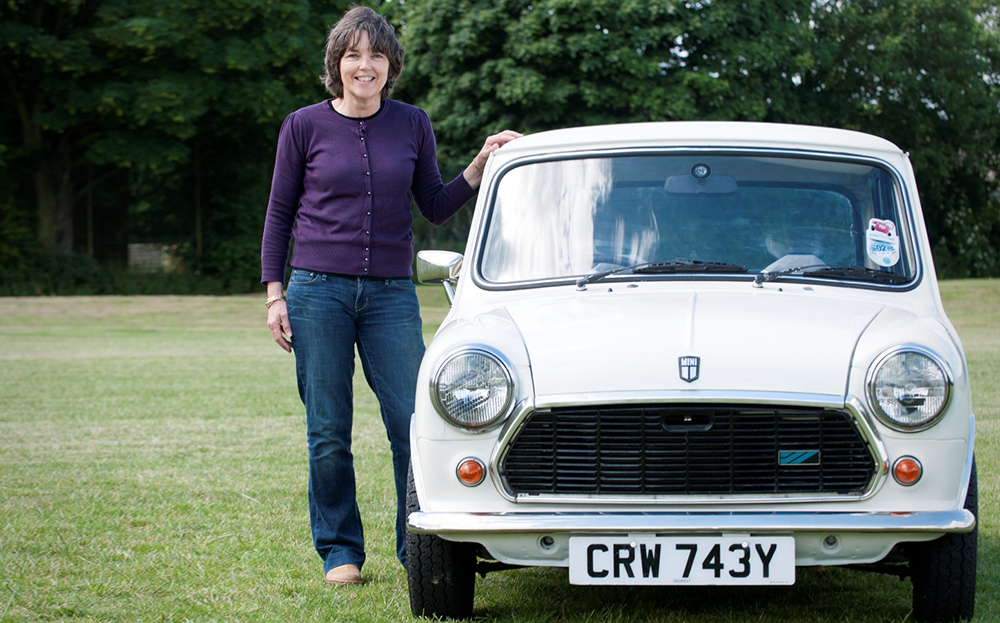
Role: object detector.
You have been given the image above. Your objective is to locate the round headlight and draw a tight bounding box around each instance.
[867,348,952,431]
[432,349,514,430]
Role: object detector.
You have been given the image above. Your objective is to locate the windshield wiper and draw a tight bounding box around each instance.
[753,264,910,287]
[752,264,828,287]
[577,259,747,289]
[801,265,912,284]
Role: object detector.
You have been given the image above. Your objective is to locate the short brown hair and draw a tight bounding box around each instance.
[321,6,404,100]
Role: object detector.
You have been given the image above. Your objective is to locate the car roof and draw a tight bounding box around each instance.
[494,121,905,161]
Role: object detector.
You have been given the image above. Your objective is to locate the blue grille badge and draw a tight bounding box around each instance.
[779,450,821,466]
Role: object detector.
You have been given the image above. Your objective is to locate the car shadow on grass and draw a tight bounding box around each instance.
[472,565,915,622]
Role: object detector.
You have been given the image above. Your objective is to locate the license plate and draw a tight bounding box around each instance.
[569,535,795,585]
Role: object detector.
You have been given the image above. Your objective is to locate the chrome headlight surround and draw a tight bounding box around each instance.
[865,346,953,432]
[431,348,515,431]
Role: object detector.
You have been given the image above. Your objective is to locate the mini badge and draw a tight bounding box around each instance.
[866,218,900,267]
[678,356,700,383]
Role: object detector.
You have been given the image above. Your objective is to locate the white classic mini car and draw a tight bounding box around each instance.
[405,122,977,622]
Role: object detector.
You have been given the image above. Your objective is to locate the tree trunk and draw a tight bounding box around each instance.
[194,141,203,259]
[8,74,77,255]
[34,139,75,254]
[86,165,94,258]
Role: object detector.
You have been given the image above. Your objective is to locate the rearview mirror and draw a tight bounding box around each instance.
[665,174,738,195]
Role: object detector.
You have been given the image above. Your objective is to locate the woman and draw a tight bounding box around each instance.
[260,6,519,586]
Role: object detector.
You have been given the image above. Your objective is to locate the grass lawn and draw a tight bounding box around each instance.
[0,280,997,622]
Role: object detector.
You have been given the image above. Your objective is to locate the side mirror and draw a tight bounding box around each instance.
[416,250,463,304]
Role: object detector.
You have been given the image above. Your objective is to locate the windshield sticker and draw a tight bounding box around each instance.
[866,218,899,267]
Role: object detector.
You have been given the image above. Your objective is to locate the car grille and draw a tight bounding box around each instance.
[500,404,877,497]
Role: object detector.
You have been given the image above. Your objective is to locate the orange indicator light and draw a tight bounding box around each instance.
[457,458,486,487]
[893,457,923,486]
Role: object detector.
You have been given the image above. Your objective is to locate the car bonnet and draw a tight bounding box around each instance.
[502,288,884,400]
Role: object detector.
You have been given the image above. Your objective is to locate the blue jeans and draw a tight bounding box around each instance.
[286,269,425,573]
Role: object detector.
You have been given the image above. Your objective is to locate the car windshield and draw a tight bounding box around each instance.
[478,154,915,286]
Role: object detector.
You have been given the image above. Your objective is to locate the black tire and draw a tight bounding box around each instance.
[405,464,476,620]
[909,458,978,622]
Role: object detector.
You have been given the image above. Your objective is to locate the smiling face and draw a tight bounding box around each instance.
[321,7,404,103]
[338,30,389,113]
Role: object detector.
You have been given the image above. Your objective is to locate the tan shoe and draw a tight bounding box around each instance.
[325,563,361,585]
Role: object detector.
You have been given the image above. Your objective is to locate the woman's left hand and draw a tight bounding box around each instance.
[463,130,523,189]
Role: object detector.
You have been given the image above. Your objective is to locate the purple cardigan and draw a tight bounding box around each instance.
[260,99,476,283]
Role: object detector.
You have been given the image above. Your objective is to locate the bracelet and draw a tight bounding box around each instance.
[264,294,286,308]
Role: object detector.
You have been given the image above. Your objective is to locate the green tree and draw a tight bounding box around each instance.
[397,0,818,163]
[394,0,819,256]
[1,0,346,275]
[799,0,1000,277]
[395,0,1000,277]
